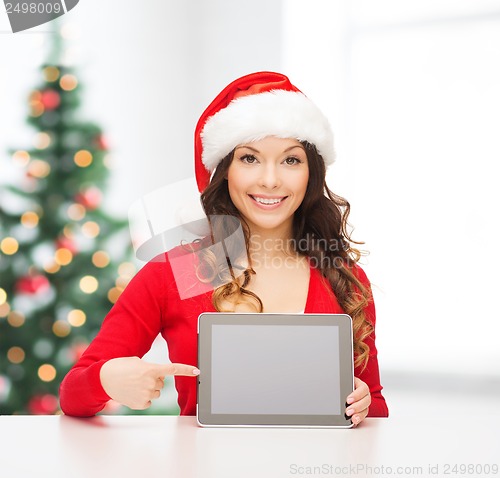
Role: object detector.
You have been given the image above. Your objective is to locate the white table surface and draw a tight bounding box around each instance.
[0,415,498,478]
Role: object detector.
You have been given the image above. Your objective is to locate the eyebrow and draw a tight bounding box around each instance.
[235,145,305,154]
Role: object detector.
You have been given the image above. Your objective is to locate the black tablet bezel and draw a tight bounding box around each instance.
[197,313,354,428]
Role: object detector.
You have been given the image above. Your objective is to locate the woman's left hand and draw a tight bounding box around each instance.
[345,377,371,426]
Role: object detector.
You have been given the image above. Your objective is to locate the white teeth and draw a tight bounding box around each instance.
[253,196,283,205]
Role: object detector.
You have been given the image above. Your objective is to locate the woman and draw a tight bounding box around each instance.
[59,72,389,424]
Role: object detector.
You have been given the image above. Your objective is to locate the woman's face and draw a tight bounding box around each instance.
[226,136,309,236]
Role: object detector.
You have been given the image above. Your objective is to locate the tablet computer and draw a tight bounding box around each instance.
[197,313,354,428]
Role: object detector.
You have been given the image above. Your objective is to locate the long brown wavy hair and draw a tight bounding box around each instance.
[199,142,374,371]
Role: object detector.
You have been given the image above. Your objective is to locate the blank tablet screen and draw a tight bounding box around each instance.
[197,313,354,427]
[211,324,340,415]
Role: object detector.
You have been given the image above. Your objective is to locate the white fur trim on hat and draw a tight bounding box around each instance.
[200,90,335,172]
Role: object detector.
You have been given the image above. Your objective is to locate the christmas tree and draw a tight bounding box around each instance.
[0,28,134,414]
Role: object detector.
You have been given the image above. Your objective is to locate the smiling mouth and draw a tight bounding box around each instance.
[249,195,287,205]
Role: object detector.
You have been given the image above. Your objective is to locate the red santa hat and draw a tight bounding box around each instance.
[194,71,336,192]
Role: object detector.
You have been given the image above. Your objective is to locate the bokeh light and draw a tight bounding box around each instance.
[1,237,19,255]
[21,211,40,229]
[43,66,60,82]
[63,225,75,238]
[12,150,30,166]
[27,159,51,178]
[74,150,92,167]
[80,276,98,294]
[81,221,100,238]
[118,262,136,277]
[115,276,130,288]
[43,262,61,274]
[67,203,86,221]
[54,248,73,266]
[38,364,57,382]
[107,287,124,304]
[7,311,26,328]
[30,100,44,117]
[60,74,78,91]
[0,302,11,318]
[52,320,71,338]
[34,132,51,149]
[92,251,110,268]
[67,309,86,327]
[7,347,25,364]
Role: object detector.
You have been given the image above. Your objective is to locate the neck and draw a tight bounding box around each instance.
[247,223,297,260]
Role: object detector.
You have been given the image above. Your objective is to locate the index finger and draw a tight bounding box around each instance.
[152,363,200,377]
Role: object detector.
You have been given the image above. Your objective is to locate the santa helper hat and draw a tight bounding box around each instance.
[194,71,336,192]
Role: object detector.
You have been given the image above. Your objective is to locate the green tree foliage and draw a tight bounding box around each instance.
[0,34,133,414]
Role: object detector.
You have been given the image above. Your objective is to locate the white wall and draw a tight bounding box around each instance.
[283,0,500,378]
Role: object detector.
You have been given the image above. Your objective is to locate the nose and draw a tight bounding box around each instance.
[258,163,281,189]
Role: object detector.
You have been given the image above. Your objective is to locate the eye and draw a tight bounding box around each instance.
[283,156,302,165]
[239,154,258,164]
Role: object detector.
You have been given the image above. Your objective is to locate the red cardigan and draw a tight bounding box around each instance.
[59,253,389,418]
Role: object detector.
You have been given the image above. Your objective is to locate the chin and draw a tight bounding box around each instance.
[247,217,293,233]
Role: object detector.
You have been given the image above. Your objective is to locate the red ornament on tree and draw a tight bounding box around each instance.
[94,134,108,151]
[40,89,61,111]
[74,187,102,210]
[15,273,50,295]
[28,394,59,415]
[55,236,78,254]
